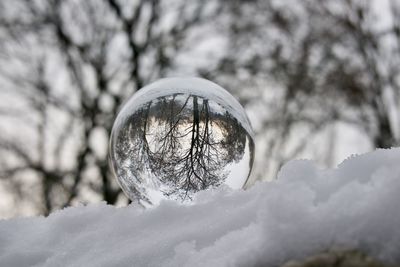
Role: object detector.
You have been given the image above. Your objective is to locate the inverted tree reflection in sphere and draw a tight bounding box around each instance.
[109,77,254,206]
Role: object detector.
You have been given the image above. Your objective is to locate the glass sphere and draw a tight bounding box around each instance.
[109,77,254,206]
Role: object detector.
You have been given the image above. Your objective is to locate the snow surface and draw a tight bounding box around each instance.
[1,148,400,267]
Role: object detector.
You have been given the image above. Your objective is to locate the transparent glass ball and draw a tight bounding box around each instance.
[109,77,254,206]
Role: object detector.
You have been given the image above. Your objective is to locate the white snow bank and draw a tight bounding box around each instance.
[1,148,400,267]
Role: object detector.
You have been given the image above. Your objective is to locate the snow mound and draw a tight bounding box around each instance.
[1,148,400,267]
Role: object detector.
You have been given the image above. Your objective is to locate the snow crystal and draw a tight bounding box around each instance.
[1,148,400,267]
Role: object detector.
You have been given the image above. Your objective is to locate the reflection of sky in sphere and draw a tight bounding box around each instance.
[109,78,254,207]
[145,95,227,153]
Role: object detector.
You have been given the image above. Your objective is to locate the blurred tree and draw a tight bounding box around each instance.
[1,0,400,217]
[0,0,220,215]
[205,0,400,181]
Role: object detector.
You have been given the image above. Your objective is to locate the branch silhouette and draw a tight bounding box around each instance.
[112,94,248,205]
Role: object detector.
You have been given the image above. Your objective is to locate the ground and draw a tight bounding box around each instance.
[0,148,399,267]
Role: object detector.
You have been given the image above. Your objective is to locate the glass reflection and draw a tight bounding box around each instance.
[110,92,254,206]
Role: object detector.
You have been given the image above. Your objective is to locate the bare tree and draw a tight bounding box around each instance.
[2,0,400,216]
[110,94,249,205]
[0,0,220,216]
[205,0,400,181]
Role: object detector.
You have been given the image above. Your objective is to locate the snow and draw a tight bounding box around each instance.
[1,148,400,267]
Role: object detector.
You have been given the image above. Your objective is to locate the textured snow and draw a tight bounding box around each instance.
[1,148,400,267]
